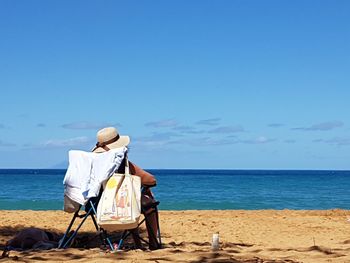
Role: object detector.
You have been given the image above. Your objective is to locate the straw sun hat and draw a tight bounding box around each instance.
[92,127,130,153]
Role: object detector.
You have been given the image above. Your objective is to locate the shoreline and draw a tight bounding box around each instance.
[1,209,350,262]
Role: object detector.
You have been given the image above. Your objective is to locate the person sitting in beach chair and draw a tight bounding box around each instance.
[92,127,161,250]
[61,127,161,250]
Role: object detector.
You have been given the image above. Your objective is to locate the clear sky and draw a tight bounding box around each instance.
[0,1,349,169]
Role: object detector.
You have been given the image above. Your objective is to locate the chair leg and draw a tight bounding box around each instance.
[61,209,92,248]
[130,228,143,249]
[88,203,114,251]
[116,228,143,250]
[117,230,129,250]
[58,210,79,249]
[100,229,114,251]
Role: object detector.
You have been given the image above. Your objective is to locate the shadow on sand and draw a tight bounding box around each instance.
[1,226,303,263]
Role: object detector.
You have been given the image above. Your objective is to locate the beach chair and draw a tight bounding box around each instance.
[58,188,162,250]
[59,149,162,251]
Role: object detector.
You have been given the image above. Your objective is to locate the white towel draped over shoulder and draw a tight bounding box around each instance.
[85,148,126,199]
[63,147,127,205]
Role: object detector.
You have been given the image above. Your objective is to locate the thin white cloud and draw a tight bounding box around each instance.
[132,139,169,148]
[170,137,238,147]
[62,121,121,130]
[173,125,205,134]
[313,137,350,146]
[208,125,245,134]
[18,113,29,118]
[62,121,122,130]
[284,139,296,144]
[145,119,178,128]
[0,140,16,147]
[134,132,239,148]
[240,136,276,144]
[134,132,182,143]
[27,136,92,149]
[196,118,221,126]
[132,132,182,148]
[136,133,276,147]
[292,121,344,131]
[268,123,284,128]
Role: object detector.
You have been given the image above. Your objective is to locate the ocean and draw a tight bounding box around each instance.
[0,169,349,210]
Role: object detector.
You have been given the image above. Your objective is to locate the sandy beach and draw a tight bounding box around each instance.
[1,210,350,262]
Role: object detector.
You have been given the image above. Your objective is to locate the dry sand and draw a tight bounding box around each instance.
[1,210,350,262]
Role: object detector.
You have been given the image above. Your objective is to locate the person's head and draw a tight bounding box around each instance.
[92,127,130,152]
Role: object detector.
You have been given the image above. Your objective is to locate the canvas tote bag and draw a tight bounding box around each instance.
[96,155,141,231]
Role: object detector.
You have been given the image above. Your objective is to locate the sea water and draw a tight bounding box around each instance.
[0,169,349,210]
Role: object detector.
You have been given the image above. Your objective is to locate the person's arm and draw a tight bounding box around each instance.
[129,161,156,186]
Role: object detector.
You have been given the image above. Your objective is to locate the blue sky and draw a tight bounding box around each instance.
[0,1,349,169]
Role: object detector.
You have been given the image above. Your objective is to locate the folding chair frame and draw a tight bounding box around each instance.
[59,190,162,251]
[58,200,114,250]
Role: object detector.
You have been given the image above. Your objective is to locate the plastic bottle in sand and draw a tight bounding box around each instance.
[211,232,220,251]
